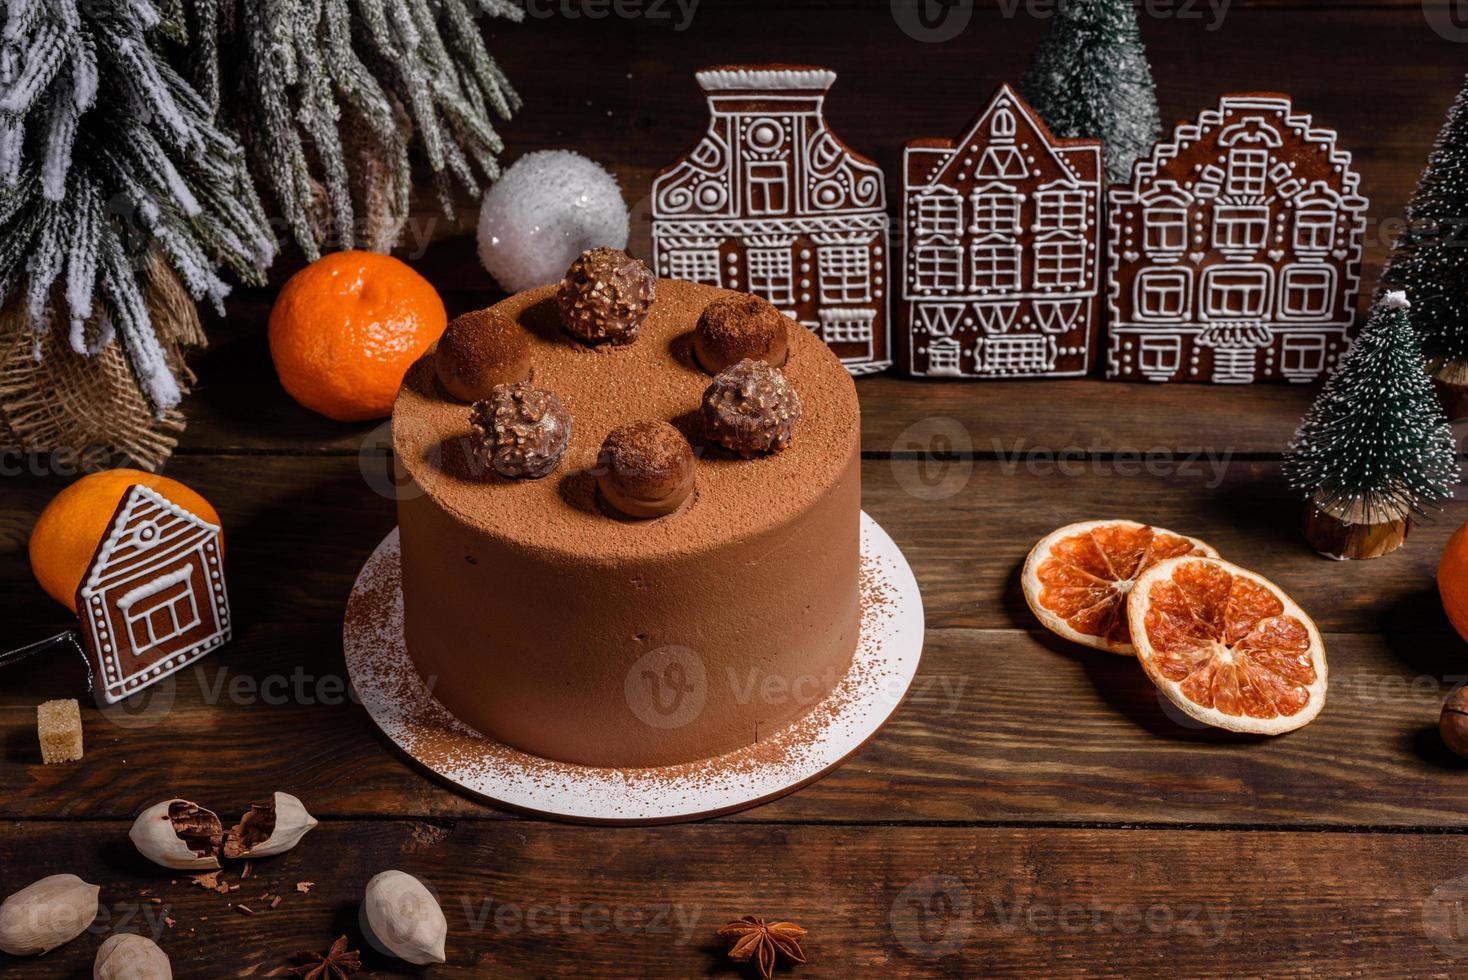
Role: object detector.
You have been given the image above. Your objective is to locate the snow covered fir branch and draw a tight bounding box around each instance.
[0,0,274,411]
[172,0,524,258]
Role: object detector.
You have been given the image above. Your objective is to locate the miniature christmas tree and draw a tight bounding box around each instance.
[0,0,274,465]
[1284,291,1460,560]
[1382,75,1468,417]
[1019,0,1161,186]
[174,0,523,258]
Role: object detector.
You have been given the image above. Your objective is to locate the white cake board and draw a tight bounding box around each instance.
[343,513,924,824]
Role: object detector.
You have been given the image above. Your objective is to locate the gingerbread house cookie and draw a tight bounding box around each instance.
[899,83,1103,378]
[651,65,891,375]
[76,485,231,704]
[1106,93,1369,384]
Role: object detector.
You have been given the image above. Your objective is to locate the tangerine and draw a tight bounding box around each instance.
[268,251,447,422]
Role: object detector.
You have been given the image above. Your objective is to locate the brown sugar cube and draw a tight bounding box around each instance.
[37,698,83,764]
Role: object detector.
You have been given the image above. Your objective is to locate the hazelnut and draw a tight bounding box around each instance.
[1442,687,1468,759]
[557,247,656,346]
[695,294,790,374]
[434,309,531,402]
[596,421,695,520]
[470,382,572,480]
[701,359,801,458]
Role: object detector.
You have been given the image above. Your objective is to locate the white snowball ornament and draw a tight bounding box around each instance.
[477,150,631,293]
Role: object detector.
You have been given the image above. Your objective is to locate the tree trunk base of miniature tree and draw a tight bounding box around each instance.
[1429,358,1468,421]
[1303,496,1411,561]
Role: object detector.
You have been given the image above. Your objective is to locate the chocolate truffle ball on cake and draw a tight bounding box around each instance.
[434,309,532,402]
[469,382,572,480]
[694,294,790,374]
[702,359,802,458]
[596,421,696,520]
[557,246,656,346]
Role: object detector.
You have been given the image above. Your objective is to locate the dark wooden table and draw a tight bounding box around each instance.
[7,2,1468,976]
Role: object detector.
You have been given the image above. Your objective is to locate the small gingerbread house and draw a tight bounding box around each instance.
[77,484,230,704]
[651,65,891,375]
[899,83,1103,378]
[1107,93,1369,383]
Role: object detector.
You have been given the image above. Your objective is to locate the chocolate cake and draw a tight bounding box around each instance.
[392,277,861,768]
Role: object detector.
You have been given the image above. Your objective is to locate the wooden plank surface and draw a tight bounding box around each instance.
[7,3,1468,977]
[3,821,1468,978]
[3,458,1459,635]
[2,458,1465,828]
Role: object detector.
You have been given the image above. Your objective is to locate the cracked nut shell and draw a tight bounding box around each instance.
[470,382,573,480]
[557,247,656,346]
[701,359,801,458]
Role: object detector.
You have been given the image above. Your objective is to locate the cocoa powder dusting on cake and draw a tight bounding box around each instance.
[393,280,858,563]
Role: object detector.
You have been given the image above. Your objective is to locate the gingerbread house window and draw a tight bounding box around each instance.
[1280,266,1336,318]
[1139,335,1183,376]
[1281,334,1328,377]
[667,249,723,286]
[747,247,794,306]
[1035,188,1088,232]
[1034,238,1087,290]
[1213,205,1271,253]
[970,186,1023,236]
[1293,206,1337,255]
[121,567,202,656]
[979,335,1051,374]
[914,243,963,292]
[1226,148,1270,196]
[818,244,873,304]
[970,239,1021,292]
[1136,268,1192,320]
[1144,207,1189,255]
[915,189,963,239]
[927,336,962,376]
[819,308,876,345]
[746,161,788,215]
[1203,267,1273,318]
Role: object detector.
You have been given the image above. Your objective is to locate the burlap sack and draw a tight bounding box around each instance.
[0,253,204,472]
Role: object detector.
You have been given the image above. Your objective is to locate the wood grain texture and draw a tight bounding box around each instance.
[5,6,1468,977]
[2,619,1466,827]
[4,457,1461,634]
[3,820,1468,978]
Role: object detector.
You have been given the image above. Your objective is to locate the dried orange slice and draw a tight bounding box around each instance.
[1128,556,1327,735]
[1022,520,1218,655]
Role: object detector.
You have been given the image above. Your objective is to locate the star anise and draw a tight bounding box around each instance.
[290,936,361,979]
[717,916,807,978]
